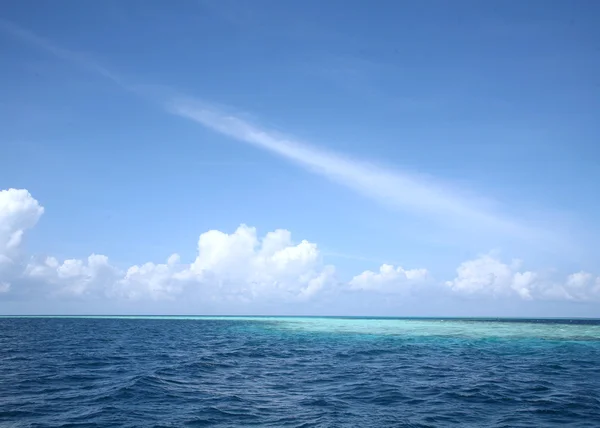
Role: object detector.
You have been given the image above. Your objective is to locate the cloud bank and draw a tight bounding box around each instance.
[1,189,336,303]
[1,188,598,309]
[23,226,337,303]
[349,264,429,294]
[446,255,600,302]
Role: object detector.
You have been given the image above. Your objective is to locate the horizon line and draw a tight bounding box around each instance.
[1,315,598,321]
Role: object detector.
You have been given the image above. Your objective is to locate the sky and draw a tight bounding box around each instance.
[1,0,599,316]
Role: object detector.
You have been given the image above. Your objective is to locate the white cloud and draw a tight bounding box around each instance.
[114,254,185,301]
[26,254,120,298]
[349,264,429,293]
[20,217,336,302]
[181,225,336,301]
[0,188,44,262]
[169,101,534,239]
[106,226,335,302]
[446,255,600,301]
[444,255,533,299]
[1,188,598,307]
[546,271,600,302]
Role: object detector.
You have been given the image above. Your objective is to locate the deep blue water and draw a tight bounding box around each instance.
[1,317,600,427]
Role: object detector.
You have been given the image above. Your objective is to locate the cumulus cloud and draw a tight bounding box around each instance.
[546,271,600,302]
[9,192,337,302]
[103,226,336,302]
[0,189,44,262]
[185,226,335,300]
[349,264,429,293]
[114,254,185,301]
[446,255,600,301]
[444,255,534,299]
[1,188,599,307]
[0,189,44,295]
[26,254,120,298]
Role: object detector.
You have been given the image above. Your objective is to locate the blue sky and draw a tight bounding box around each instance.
[1,0,599,316]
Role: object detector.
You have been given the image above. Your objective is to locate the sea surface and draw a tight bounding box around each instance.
[1,317,600,427]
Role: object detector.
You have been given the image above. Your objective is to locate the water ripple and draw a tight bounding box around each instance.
[1,317,600,427]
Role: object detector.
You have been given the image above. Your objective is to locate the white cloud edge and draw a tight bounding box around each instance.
[1,188,598,304]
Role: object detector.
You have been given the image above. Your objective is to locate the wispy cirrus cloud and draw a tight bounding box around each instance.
[0,19,559,248]
[167,99,550,241]
[0,19,124,86]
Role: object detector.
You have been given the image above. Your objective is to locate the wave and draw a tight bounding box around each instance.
[1,317,600,427]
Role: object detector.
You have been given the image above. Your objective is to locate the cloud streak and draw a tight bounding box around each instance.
[1,19,554,246]
[0,19,124,86]
[169,100,538,239]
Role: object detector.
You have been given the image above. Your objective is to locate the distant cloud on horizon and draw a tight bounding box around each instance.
[1,188,599,310]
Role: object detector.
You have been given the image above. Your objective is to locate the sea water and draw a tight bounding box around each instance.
[1,317,599,427]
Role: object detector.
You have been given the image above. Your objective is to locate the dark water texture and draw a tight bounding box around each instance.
[1,317,600,427]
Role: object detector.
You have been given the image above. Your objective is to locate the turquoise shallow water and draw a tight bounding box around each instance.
[1,317,599,427]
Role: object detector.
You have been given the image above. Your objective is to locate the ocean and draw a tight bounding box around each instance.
[1,317,599,427]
